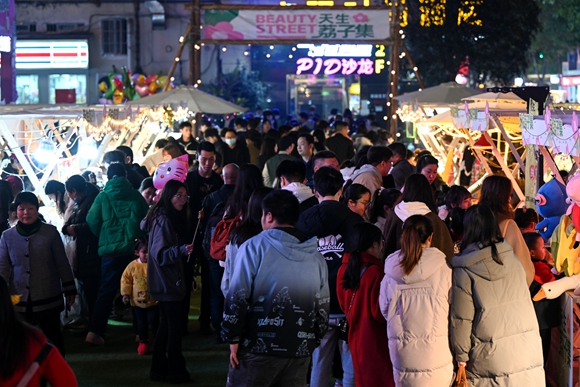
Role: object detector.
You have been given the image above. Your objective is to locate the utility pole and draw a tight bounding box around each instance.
[189,0,201,85]
[389,1,402,139]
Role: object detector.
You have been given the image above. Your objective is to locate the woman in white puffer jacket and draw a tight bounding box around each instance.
[379,214,454,387]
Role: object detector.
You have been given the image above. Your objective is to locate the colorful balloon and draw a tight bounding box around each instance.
[135,84,150,98]
[153,154,189,190]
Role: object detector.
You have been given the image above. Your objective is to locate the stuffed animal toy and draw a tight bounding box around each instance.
[533,275,580,301]
[153,154,188,190]
[535,178,568,242]
[566,173,580,248]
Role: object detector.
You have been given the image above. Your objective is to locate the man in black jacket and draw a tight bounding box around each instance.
[388,142,415,190]
[177,121,200,155]
[103,150,144,190]
[185,141,224,335]
[296,167,363,387]
[324,122,354,165]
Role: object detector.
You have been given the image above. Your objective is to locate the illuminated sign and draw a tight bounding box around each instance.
[296,43,373,57]
[15,40,89,70]
[0,36,11,53]
[561,76,580,87]
[296,57,375,75]
[296,44,388,76]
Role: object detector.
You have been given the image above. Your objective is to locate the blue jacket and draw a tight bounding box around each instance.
[221,228,330,358]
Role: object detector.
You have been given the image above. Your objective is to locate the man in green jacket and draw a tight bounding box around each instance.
[85,163,149,345]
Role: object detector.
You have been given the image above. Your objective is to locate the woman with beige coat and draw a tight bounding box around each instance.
[380,215,453,387]
[450,205,544,387]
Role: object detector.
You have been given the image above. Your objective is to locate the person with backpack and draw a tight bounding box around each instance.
[208,163,263,342]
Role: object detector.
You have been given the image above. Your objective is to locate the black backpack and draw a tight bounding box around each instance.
[202,202,227,259]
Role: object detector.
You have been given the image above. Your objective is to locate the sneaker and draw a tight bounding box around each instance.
[85,332,104,345]
[138,342,150,355]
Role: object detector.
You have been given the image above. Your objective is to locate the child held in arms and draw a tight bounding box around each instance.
[121,237,159,355]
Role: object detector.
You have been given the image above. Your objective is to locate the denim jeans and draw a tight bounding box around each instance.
[208,258,225,336]
[77,275,100,322]
[88,255,133,336]
[151,301,188,378]
[310,323,355,387]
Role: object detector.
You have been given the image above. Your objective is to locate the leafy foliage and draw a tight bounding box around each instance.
[202,66,270,111]
[404,0,541,86]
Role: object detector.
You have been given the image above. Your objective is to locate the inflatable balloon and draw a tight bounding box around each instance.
[153,154,189,190]
[113,89,124,105]
[135,84,150,97]
[98,81,109,94]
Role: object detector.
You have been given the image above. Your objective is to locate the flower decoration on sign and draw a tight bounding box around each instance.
[204,22,244,40]
[352,13,369,23]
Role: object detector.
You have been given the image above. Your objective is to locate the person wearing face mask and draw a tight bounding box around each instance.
[222,128,250,167]
[62,175,101,330]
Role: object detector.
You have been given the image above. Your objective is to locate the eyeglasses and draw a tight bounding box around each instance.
[174,194,190,202]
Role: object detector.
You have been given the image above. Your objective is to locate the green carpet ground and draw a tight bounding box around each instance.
[63,290,230,387]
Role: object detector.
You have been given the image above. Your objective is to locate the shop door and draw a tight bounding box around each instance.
[287,74,347,119]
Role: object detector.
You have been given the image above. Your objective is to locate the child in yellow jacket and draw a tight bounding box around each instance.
[121,237,159,355]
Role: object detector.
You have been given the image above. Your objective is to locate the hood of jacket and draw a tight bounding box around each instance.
[298,200,363,237]
[394,201,431,222]
[350,164,381,183]
[384,247,447,284]
[104,177,135,200]
[283,182,314,203]
[451,241,513,281]
[260,228,319,261]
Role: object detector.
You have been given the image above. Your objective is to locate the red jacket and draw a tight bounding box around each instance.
[337,252,395,387]
[1,331,77,387]
[532,259,555,285]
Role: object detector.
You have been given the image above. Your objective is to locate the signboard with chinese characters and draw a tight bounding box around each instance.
[202,10,390,41]
[295,43,386,76]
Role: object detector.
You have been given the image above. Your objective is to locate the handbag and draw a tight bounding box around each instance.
[453,363,469,387]
[338,265,369,343]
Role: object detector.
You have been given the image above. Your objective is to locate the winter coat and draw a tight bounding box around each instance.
[87,177,149,258]
[390,159,415,190]
[0,223,77,313]
[450,241,545,387]
[141,213,187,302]
[325,133,355,165]
[223,143,251,167]
[380,247,453,387]
[121,259,156,308]
[337,252,395,387]
[297,200,364,315]
[351,164,383,195]
[62,183,100,280]
[498,218,535,286]
[263,152,295,187]
[221,228,330,358]
[382,201,454,261]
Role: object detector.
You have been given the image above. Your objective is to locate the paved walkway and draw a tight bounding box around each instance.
[63,290,230,386]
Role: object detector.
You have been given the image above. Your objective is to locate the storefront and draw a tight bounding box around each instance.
[251,43,388,119]
[13,39,89,104]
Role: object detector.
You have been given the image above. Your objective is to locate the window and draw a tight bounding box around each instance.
[16,75,39,104]
[101,19,127,56]
[46,23,85,33]
[49,74,87,104]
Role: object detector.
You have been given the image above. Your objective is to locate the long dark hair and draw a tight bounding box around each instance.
[145,180,190,235]
[479,175,514,222]
[369,188,402,223]
[0,276,41,379]
[44,180,66,214]
[224,164,263,220]
[342,183,370,206]
[342,222,382,290]
[400,215,433,275]
[230,187,274,247]
[260,137,278,160]
[415,155,438,174]
[460,204,504,264]
[401,174,438,213]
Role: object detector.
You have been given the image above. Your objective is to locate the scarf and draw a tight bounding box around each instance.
[16,218,43,237]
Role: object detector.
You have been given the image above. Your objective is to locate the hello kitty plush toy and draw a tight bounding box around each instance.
[152,154,189,202]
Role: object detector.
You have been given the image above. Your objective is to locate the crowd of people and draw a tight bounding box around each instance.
[0,109,554,387]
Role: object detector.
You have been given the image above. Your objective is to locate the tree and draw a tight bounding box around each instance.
[404,0,541,86]
[202,65,270,112]
[527,0,580,84]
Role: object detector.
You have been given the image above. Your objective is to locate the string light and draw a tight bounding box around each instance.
[179,36,184,43]
[270,45,275,50]
[222,47,227,52]
[174,57,180,62]
[292,47,296,51]
[289,54,293,58]
[244,51,249,56]
[266,53,271,58]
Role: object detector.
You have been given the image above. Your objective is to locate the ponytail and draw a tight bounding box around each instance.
[399,215,433,275]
